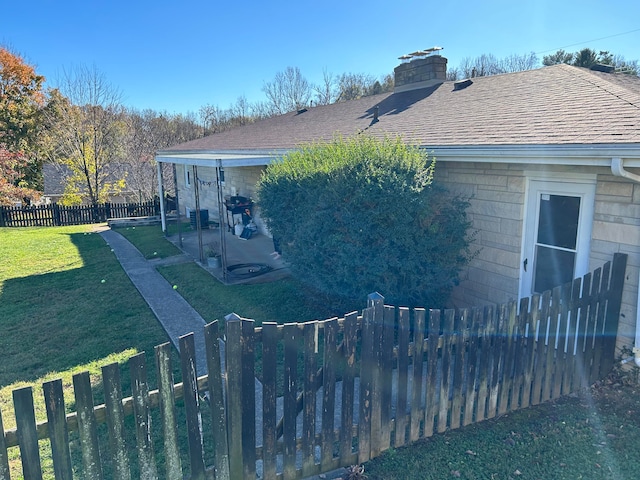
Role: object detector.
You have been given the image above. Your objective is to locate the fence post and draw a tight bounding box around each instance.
[340,311,358,465]
[395,307,410,446]
[358,304,375,462]
[302,321,318,477]
[129,354,158,480]
[602,253,628,375]
[101,364,132,480]
[154,343,183,480]
[283,321,299,478]
[260,321,278,479]
[179,333,206,480]
[321,317,339,471]
[224,314,244,479]
[367,292,384,458]
[0,206,6,227]
[240,318,256,479]
[43,379,74,480]
[409,308,425,441]
[13,387,43,480]
[204,321,230,480]
[72,372,104,480]
[438,309,456,430]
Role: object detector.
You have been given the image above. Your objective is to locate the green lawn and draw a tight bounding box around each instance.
[365,380,640,480]
[114,224,183,259]
[0,225,177,478]
[118,224,358,325]
[157,262,346,325]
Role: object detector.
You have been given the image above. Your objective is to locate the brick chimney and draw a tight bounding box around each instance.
[394,55,447,92]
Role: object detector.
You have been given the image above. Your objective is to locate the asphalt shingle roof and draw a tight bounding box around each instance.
[161,64,640,153]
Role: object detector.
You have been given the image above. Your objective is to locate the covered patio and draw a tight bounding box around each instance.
[166,219,290,285]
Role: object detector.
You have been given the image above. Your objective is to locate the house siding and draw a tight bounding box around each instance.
[590,170,640,355]
[175,164,268,234]
[439,162,640,357]
[436,162,526,307]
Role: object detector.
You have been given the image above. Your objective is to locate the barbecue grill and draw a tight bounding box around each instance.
[224,196,253,232]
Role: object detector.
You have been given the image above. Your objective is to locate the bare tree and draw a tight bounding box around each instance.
[611,54,639,75]
[453,52,540,79]
[500,52,539,72]
[314,68,337,105]
[336,72,376,102]
[123,108,201,201]
[446,67,461,81]
[262,66,313,115]
[230,95,250,126]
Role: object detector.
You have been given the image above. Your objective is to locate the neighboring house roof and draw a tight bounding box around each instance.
[157,62,640,167]
[43,163,67,197]
[43,163,135,198]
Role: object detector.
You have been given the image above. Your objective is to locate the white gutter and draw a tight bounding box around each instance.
[611,157,640,367]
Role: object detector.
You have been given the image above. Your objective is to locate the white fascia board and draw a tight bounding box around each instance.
[424,144,640,167]
[155,151,289,167]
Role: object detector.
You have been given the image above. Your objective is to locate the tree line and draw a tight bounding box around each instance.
[1,46,637,207]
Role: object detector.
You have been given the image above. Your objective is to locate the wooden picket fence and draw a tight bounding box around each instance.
[0,253,627,479]
[0,200,160,227]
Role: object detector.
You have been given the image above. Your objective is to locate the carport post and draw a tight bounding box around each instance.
[157,161,166,233]
[193,165,205,263]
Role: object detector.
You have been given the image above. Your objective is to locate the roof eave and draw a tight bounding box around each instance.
[155,150,292,167]
[156,144,640,168]
[425,144,640,167]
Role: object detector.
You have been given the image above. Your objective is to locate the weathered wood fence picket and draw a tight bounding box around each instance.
[0,200,160,227]
[0,253,627,479]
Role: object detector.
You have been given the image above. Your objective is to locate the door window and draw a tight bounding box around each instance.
[520,177,595,299]
[533,194,580,293]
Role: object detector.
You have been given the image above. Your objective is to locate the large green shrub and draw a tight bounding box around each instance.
[257,135,474,308]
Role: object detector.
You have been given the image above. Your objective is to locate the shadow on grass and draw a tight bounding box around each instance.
[0,227,189,480]
[0,231,172,389]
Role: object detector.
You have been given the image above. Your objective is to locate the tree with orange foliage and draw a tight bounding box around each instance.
[0,46,47,204]
[0,148,40,206]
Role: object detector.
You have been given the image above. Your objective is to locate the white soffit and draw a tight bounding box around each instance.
[155,152,282,167]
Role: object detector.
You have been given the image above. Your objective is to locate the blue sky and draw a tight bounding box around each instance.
[2,0,639,115]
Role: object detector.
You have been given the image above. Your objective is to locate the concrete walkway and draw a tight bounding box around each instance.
[99,227,345,479]
[99,228,208,376]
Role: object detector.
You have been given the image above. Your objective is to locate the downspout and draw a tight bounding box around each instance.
[611,157,640,367]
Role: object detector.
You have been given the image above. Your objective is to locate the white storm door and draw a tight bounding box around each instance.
[520,178,595,297]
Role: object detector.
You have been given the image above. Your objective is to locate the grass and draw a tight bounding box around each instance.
[0,225,177,478]
[157,262,346,325]
[364,379,640,480]
[114,224,182,259]
[119,224,359,325]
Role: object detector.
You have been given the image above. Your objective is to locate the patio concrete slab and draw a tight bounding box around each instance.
[167,222,290,285]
